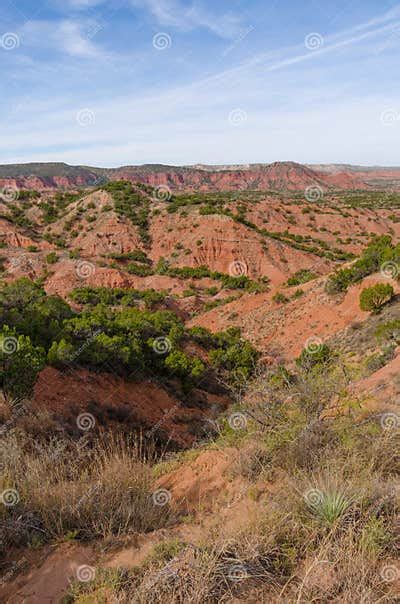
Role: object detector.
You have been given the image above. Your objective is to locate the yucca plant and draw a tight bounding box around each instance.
[304,480,355,526]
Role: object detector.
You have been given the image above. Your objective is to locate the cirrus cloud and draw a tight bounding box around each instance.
[19,18,105,58]
[130,0,244,39]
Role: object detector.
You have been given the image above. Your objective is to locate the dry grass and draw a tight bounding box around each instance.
[2,360,400,603]
[63,411,399,603]
[0,431,173,554]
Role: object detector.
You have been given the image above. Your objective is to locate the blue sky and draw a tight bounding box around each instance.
[1,0,400,166]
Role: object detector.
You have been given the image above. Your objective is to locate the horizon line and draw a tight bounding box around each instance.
[1,160,400,171]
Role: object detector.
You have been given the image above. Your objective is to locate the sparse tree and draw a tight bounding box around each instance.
[359,283,394,313]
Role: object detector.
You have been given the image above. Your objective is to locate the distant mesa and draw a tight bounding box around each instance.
[1,160,400,191]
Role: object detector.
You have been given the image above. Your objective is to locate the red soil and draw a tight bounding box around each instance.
[2,161,400,191]
[31,367,230,448]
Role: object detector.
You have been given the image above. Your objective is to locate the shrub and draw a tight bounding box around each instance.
[292,288,304,299]
[365,344,396,372]
[18,189,41,201]
[209,328,259,381]
[45,252,58,265]
[0,327,45,399]
[182,288,196,298]
[155,260,263,291]
[127,262,154,277]
[0,279,73,348]
[0,279,258,391]
[164,350,205,379]
[326,235,400,294]
[272,292,289,304]
[296,343,332,370]
[69,286,166,310]
[359,283,394,313]
[108,249,151,264]
[187,326,215,347]
[286,269,317,287]
[205,286,218,296]
[375,320,400,343]
[65,568,130,602]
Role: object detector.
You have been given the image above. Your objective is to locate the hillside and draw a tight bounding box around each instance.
[0,300,399,602]
[2,161,400,192]
[0,173,399,602]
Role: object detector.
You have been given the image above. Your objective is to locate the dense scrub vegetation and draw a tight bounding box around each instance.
[0,279,258,399]
[108,254,268,292]
[69,286,167,310]
[289,189,400,209]
[155,259,267,291]
[16,189,41,201]
[341,190,400,208]
[107,249,151,264]
[102,181,151,245]
[326,235,400,294]
[0,190,80,238]
[39,192,81,224]
[0,203,34,230]
[155,189,354,261]
[2,327,398,603]
[165,190,265,214]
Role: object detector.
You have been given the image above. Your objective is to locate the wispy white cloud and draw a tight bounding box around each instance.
[131,0,243,39]
[2,93,399,167]
[186,4,400,89]
[262,18,400,74]
[19,19,105,58]
[62,0,106,9]
[3,4,400,166]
